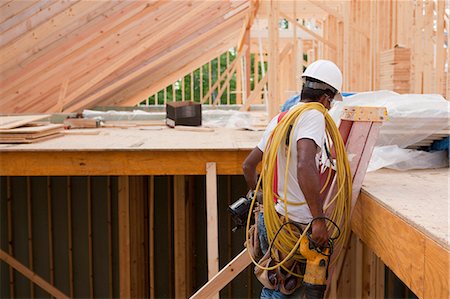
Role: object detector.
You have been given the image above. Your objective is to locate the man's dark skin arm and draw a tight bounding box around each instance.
[242,147,263,190]
[297,138,329,248]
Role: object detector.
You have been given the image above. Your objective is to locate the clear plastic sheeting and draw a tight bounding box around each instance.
[329,91,449,171]
[367,145,449,172]
[202,110,267,129]
[83,109,164,121]
[330,91,449,148]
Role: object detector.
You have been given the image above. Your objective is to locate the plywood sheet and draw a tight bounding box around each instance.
[0,115,50,129]
[0,124,63,135]
[361,168,449,250]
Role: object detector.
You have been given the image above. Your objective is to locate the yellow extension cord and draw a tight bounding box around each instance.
[246,102,352,276]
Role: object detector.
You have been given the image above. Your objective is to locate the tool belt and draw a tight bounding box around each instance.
[247,206,305,295]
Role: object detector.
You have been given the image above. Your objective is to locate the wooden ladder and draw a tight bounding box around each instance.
[190,106,387,299]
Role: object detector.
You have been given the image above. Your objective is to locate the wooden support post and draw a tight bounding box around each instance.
[26,177,35,298]
[244,29,251,99]
[6,177,14,298]
[268,0,280,118]
[206,162,219,299]
[47,177,55,285]
[0,250,69,299]
[87,177,94,298]
[235,59,243,104]
[67,177,74,298]
[174,175,187,298]
[106,177,113,298]
[436,0,446,95]
[118,176,131,298]
[148,176,155,298]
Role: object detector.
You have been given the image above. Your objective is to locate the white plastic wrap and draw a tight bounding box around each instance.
[367,145,449,172]
[330,91,449,148]
[329,91,449,171]
[83,109,164,121]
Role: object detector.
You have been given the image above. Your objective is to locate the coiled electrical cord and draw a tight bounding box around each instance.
[246,102,352,276]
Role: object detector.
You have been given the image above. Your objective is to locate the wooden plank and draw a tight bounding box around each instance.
[121,24,243,107]
[174,175,187,298]
[282,12,337,50]
[66,177,74,298]
[128,176,146,297]
[106,177,113,298]
[206,162,219,299]
[62,1,214,112]
[87,177,94,298]
[351,191,425,298]
[148,176,155,299]
[118,176,131,298]
[6,177,14,298]
[0,249,69,299]
[436,0,446,95]
[0,115,50,130]
[0,124,63,135]
[26,177,34,298]
[268,0,280,118]
[46,177,54,285]
[424,238,450,299]
[201,47,245,104]
[0,150,251,176]
[57,79,69,113]
[0,132,62,144]
[190,249,251,299]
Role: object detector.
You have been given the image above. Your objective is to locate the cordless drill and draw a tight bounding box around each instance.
[299,234,331,299]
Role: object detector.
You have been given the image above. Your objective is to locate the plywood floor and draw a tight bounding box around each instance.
[361,168,449,250]
[0,127,263,151]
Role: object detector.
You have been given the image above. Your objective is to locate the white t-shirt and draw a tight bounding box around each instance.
[257,103,325,223]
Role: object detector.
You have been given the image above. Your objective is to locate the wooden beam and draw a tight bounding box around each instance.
[281,12,337,50]
[190,249,251,299]
[241,42,292,111]
[212,59,240,105]
[174,176,187,298]
[237,0,259,53]
[62,1,213,112]
[123,22,244,107]
[239,73,268,111]
[268,0,280,118]
[201,46,245,104]
[0,249,69,299]
[148,176,155,298]
[351,191,450,299]
[118,176,131,298]
[0,150,251,176]
[206,162,219,299]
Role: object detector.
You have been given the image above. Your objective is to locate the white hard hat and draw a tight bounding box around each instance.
[302,59,343,100]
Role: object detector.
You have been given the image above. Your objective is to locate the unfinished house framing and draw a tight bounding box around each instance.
[0,1,448,299]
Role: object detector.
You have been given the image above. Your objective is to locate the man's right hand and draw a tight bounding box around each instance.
[310,219,329,248]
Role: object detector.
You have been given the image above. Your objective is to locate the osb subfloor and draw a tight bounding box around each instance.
[362,168,449,250]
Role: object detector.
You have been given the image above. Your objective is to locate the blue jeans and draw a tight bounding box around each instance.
[257,212,303,299]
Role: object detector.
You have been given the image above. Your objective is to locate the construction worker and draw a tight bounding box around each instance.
[242,59,343,298]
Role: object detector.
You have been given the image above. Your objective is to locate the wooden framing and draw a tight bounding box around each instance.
[206,162,219,299]
[118,176,131,298]
[0,250,69,299]
[267,0,280,118]
[352,191,450,299]
[0,151,251,176]
[174,175,187,298]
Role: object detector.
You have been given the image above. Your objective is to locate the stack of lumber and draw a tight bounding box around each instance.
[379,47,411,94]
[0,115,63,144]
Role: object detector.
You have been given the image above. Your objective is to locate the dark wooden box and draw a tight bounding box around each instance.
[166,101,202,127]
